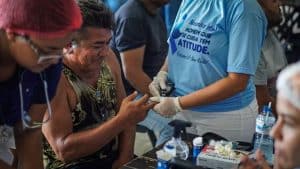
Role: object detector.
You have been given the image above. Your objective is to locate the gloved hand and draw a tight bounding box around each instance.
[150,96,183,117]
[149,71,169,96]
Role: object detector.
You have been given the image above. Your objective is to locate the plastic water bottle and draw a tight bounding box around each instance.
[164,136,190,160]
[156,150,172,169]
[253,103,275,164]
[163,120,191,160]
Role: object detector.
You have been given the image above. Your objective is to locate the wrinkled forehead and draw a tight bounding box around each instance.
[277,92,300,117]
[277,65,300,111]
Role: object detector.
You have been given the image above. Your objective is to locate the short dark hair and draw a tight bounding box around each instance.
[77,0,114,30]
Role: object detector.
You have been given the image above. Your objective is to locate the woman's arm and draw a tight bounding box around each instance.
[180,72,249,109]
[151,72,250,115]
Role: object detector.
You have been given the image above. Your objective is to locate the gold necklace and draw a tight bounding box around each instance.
[85,81,102,103]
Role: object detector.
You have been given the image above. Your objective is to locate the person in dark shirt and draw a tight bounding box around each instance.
[110,0,173,146]
[0,0,82,168]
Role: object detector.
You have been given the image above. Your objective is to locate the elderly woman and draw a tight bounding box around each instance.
[240,61,300,169]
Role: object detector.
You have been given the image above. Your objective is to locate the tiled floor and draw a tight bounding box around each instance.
[134,132,154,156]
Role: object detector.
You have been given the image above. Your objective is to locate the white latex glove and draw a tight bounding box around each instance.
[149,71,168,96]
[150,96,182,117]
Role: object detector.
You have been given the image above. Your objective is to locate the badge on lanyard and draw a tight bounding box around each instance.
[0,125,15,166]
[0,125,15,149]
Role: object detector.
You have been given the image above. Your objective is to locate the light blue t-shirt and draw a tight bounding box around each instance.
[168,0,267,112]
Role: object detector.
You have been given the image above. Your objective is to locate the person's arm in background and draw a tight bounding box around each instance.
[106,49,135,169]
[256,86,276,113]
[42,73,154,163]
[120,45,152,94]
[113,17,153,95]
[254,53,277,115]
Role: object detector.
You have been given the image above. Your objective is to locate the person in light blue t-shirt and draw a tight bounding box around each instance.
[149,0,269,142]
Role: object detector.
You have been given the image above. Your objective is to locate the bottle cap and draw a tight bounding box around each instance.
[193,137,203,146]
[263,105,269,114]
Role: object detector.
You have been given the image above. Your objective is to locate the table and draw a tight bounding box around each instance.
[120,133,201,169]
[121,132,254,169]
